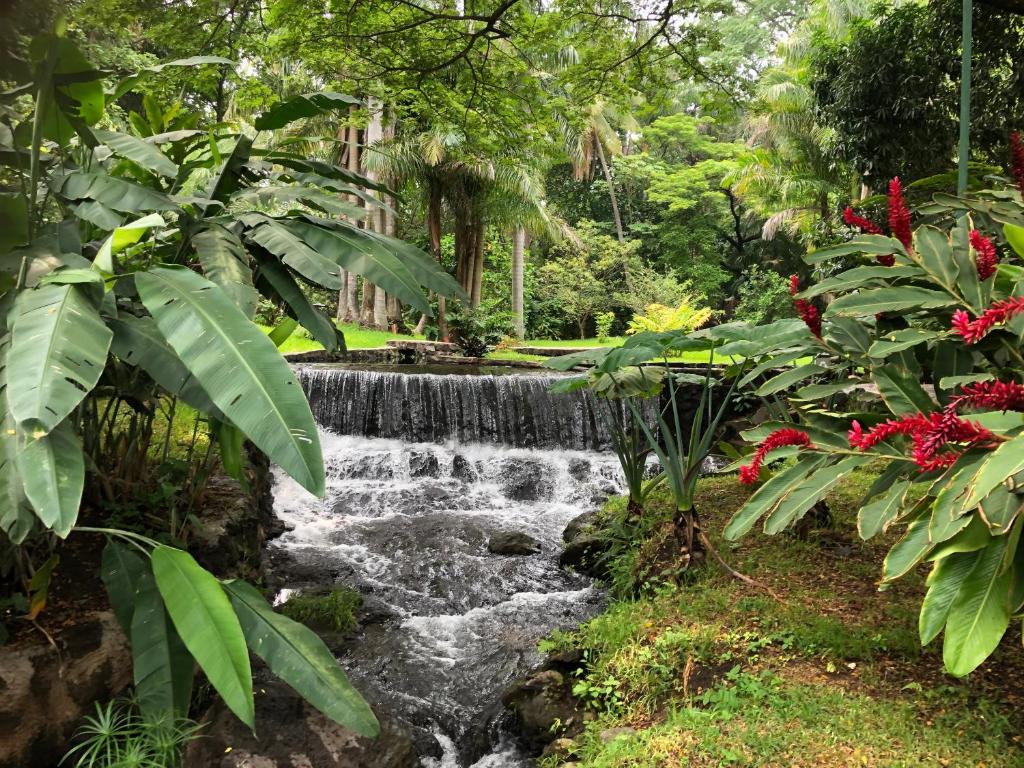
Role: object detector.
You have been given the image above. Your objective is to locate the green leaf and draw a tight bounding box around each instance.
[16,419,83,537]
[254,92,360,132]
[213,418,246,486]
[943,536,1013,676]
[8,284,112,433]
[1005,223,1024,259]
[858,479,910,540]
[920,551,979,645]
[754,363,826,396]
[951,219,986,311]
[933,342,976,406]
[267,318,298,348]
[867,329,939,359]
[798,265,921,298]
[205,135,253,205]
[723,455,828,540]
[152,546,253,728]
[131,567,194,719]
[223,580,379,737]
[962,433,1024,509]
[101,541,147,634]
[824,287,951,318]
[804,235,907,264]
[191,225,258,319]
[70,200,123,230]
[978,486,1024,534]
[707,319,812,358]
[52,170,177,213]
[253,253,338,352]
[931,452,989,543]
[882,517,932,581]
[282,220,430,313]
[136,267,324,496]
[94,213,166,274]
[94,129,178,178]
[246,220,343,290]
[872,364,935,416]
[763,455,871,535]
[824,317,872,358]
[107,313,218,414]
[914,226,958,290]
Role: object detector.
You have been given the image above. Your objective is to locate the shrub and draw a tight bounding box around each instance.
[595,311,616,342]
[732,265,795,325]
[626,300,713,335]
[279,588,361,633]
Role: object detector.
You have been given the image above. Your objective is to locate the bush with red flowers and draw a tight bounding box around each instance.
[715,177,1024,678]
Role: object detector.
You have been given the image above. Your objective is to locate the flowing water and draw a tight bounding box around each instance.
[270,365,626,766]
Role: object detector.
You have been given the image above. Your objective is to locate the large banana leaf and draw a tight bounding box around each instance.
[205,135,253,205]
[246,219,343,290]
[107,313,219,415]
[191,225,258,318]
[8,284,112,433]
[152,546,253,728]
[94,128,178,178]
[0,336,33,544]
[223,580,379,737]
[253,253,339,352]
[100,541,147,633]
[136,266,323,496]
[52,170,177,213]
[94,213,166,274]
[254,92,359,132]
[16,419,83,537]
[132,567,195,719]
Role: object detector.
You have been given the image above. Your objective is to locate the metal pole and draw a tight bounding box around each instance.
[957,0,973,195]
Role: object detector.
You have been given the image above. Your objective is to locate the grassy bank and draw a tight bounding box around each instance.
[543,474,1024,767]
[257,322,422,353]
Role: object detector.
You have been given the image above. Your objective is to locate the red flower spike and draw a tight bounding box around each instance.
[950,296,1024,344]
[1011,131,1024,193]
[951,380,1024,412]
[969,230,998,280]
[789,275,823,338]
[843,207,883,235]
[887,177,913,251]
[848,409,995,471]
[739,428,814,485]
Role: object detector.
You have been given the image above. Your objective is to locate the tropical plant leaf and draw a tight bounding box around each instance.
[8,284,112,433]
[136,266,323,496]
[100,540,147,634]
[919,551,979,645]
[804,235,907,264]
[131,567,194,719]
[252,252,339,352]
[872,364,935,416]
[223,580,379,737]
[107,313,219,415]
[16,419,83,537]
[205,135,254,205]
[254,92,360,132]
[52,170,177,213]
[191,225,258,318]
[913,226,958,290]
[94,213,166,273]
[868,329,939,359]
[798,265,921,298]
[943,536,1013,676]
[246,219,343,290]
[962,433,1024,509]
[152,546,253,728]
[858,479,910,540]
[882,517,932,581]
[763,455,871,535]
[824,287,951,317]
[754,363,826,396]
[723,454,828,539]
[94,128,178,177]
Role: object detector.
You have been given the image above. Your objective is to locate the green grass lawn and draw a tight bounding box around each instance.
[541,473,1024,767]
[258,322,422,354]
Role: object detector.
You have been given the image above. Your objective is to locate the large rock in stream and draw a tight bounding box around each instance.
[185,679,418,768]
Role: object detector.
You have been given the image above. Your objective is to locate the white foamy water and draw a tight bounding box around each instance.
[270,431,622,765]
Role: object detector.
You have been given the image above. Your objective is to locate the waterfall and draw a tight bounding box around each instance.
[294,363,615,450]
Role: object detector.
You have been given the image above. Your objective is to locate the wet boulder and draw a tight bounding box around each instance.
[408,451,440,478]
[487,531,541,556]
[501,669,582,755]
[185,679,419,768]
[498,458,552,501]
[559,534,611,579]
[452,454,477,482]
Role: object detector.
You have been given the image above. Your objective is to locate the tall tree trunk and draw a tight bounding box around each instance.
[421,178,447,340]
[361,98,385,328]
[595,137,624,243]
[336,121,352,322]
[470,217,485,309]
[342,116,361,322]
[511,227,526,338]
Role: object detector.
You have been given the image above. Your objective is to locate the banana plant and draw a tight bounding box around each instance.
[0,32,463,735]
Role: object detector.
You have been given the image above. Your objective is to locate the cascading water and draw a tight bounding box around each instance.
[294,363,616,450]
[270,364,626,766]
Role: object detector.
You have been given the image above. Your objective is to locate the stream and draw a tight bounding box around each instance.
[268,365,625,765]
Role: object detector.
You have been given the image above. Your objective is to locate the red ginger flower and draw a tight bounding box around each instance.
[739,428,814,484]
[951,380,1024,412]
[887,177,913,251]
[969,230,998,280]
[951,296,1024,344]
[1011,131,1024,193]
[849,410,995,471]
[843,206,894,265]
[789,275,823,338]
